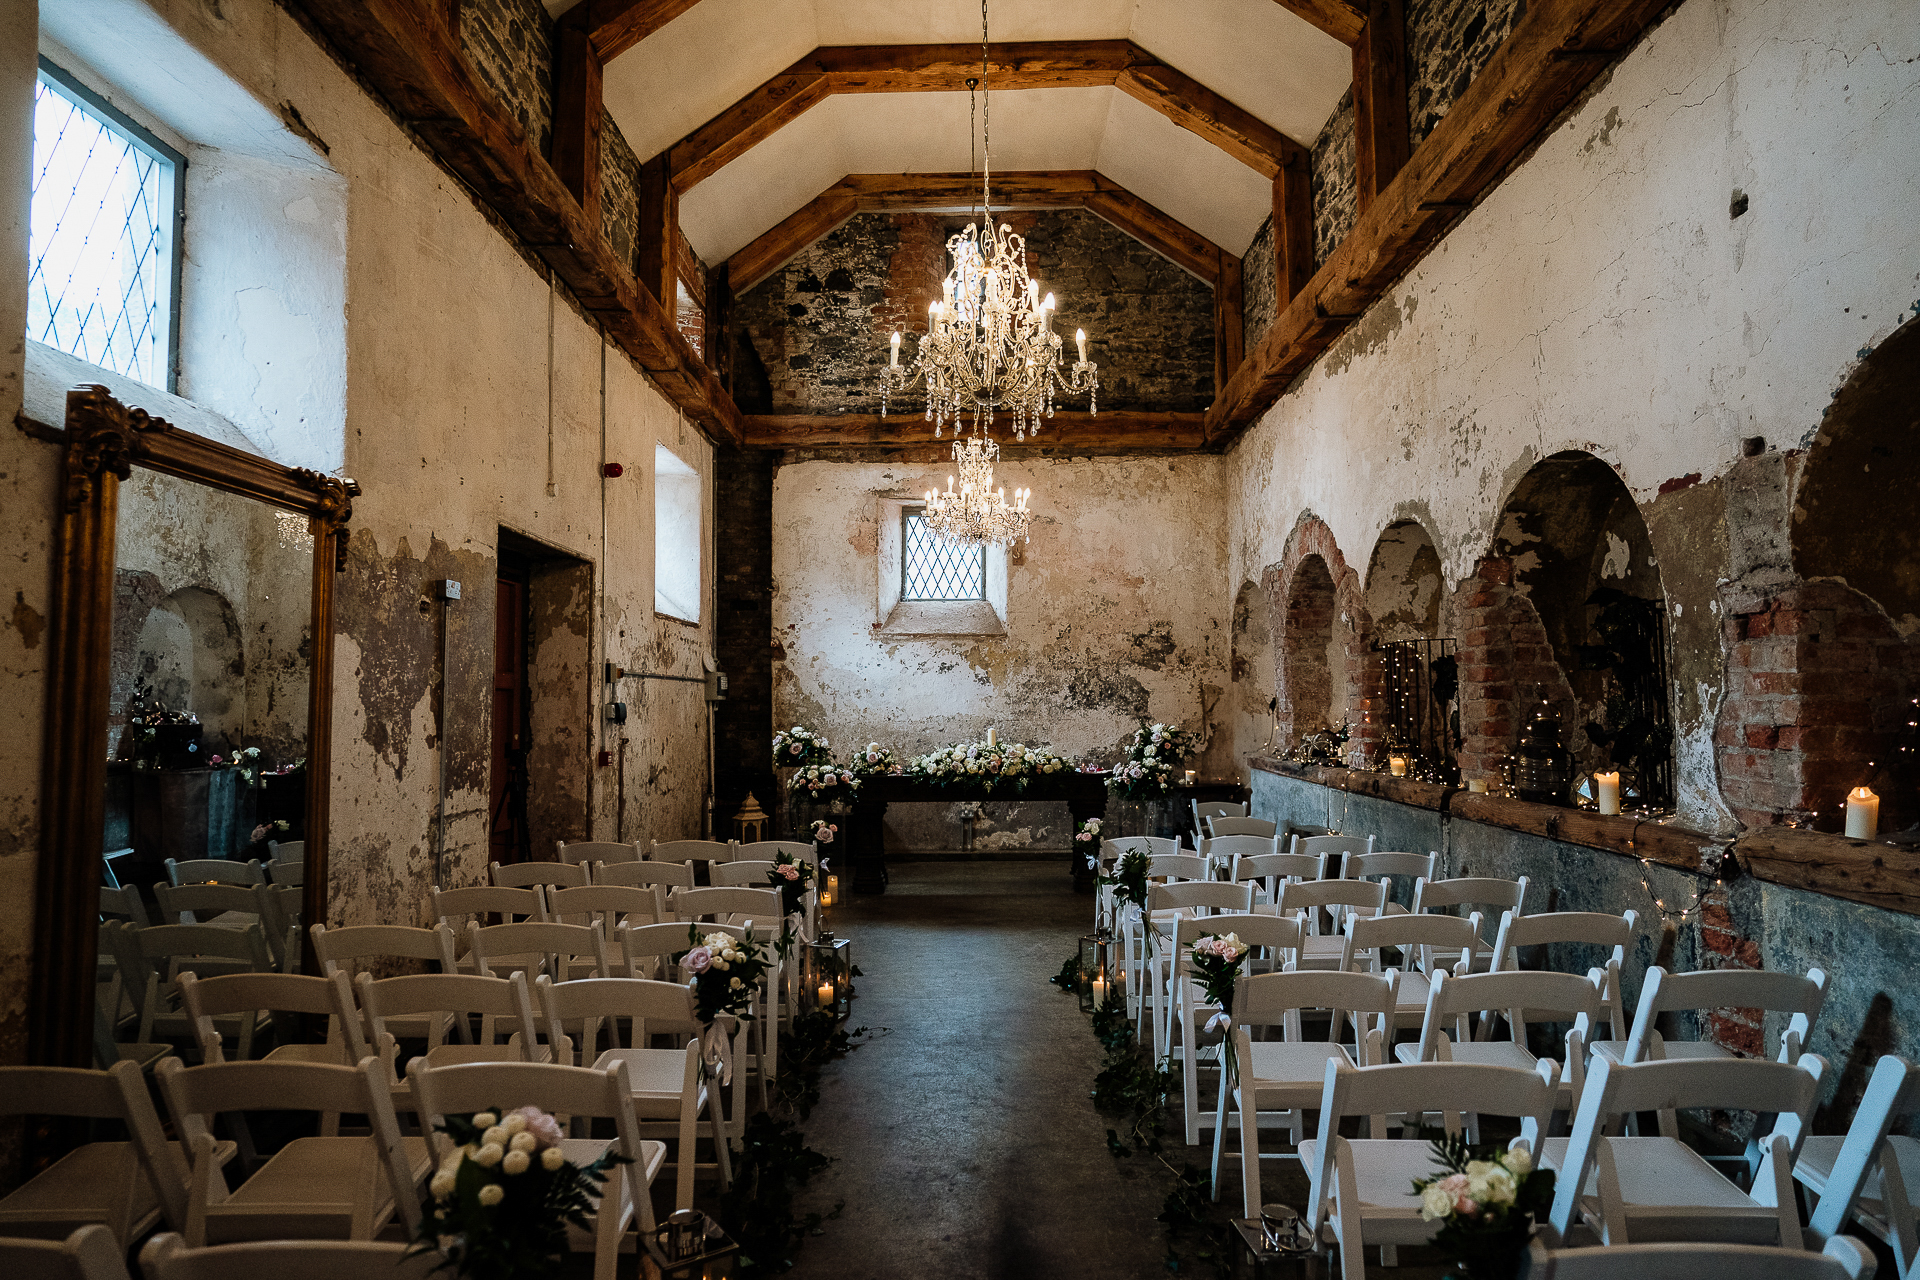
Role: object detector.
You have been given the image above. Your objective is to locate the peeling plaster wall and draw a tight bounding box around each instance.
[772,454,1228,847]
[1225,0,1920,825]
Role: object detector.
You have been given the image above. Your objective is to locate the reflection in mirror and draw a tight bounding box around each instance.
[97,468,311,1044]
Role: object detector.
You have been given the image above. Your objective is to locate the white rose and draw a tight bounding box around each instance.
[502,1112,528,1135]
[471,1112,498,1129]
[502,1149,530,1175]
[1420,1183,1453,1221]
[473,1143,504,1167]
[730,977,744,989]
[541,1146,566,1171]
[509,1131,537,1154]
[477,1183,505,1207]
[430,1171,456,1199]
[1501,1146,1532,1175]
[481,1125,507,1148]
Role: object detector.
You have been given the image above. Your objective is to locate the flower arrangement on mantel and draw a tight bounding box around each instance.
[847,741,901,778]
[1105,720,1202,801]
[414,1105,627,1280]
[772,724,833,769]
[1411,1135,1555,1280]
[902,739,1073,795]
[787,762,861,805]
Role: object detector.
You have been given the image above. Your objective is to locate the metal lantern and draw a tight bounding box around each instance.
[643,1210,739,1280]
[1079,931,1121,1014]
[1514,704,1571,805]
[807,932,853,1018]
[1230,1205,1327,1280]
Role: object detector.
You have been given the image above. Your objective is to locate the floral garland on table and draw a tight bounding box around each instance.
[903,740,1073,795]
[1189,932,1251,1083]
[1412,1136,1555,1280]
[772,724,833,769]
[209,745,267,787]
[1106,720,1202,801]
[674,925,774,1085]
[415,1105,627,1280]
[847,742,900,777]
[787,763,861,805]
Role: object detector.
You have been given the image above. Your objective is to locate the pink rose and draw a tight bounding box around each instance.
[209,754,224,765]
[789,743,803,755]
[684,946,713,974]
[515,1106,564,1149]
[777,864,800,880]
[251,824,269,842]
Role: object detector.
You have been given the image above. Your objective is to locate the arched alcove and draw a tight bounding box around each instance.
[1231,579,1275,755]
[138,585,246,752]
[1364,519,1443,642]
[1283,554,1341,736]
[1365,519,1455,770]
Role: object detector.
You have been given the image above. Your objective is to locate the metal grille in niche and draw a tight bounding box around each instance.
[902,509,985,601]
[1579,591,1675,810]
[1375,638,1459,765]
[28,59,184,391]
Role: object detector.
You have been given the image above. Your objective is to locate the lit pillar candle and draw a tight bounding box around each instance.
[1846,786,1880,839]
[817,981,835,1007]
[1596,771,1621,816]
[1389,756,1407,778]
[1090,977,1107,1004]
[987,726,997,749]
[1467,779,1489,794]
[1184,770,1197,785]
[889,331,901,367]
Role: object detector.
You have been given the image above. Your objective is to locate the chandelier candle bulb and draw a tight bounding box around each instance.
[1076,329,1087,362]
[1596,771,1621,815]
[890,332,900,367]
[1846,786,1880,839]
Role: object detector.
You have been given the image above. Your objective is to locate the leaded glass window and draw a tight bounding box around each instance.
[902,508,986,601]
[29,59,184,391]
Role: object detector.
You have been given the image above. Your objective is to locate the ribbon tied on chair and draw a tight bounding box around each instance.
[700,1013,739,1085]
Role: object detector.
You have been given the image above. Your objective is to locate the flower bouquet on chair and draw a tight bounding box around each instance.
[414,1106,628,1280]
[766,850,815,923]
[1411,1135,1555,1280]
[1099,847,1153,951]
[1188,932,1250,1083]
[673,926,773,1085]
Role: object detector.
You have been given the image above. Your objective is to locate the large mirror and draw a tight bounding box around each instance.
[28,385,357,1068]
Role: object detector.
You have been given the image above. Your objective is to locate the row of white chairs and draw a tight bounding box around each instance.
[553,838,819,866]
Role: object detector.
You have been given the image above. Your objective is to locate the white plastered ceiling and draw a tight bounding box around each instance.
[591,0,1352,266]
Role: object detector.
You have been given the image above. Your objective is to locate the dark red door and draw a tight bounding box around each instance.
[489,574,528,864]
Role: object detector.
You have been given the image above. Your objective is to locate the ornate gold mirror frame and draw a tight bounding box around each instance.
[28,384,358,1068]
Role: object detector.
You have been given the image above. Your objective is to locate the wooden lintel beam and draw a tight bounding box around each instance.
[725,171,1226,294]
[1272,148,1314,305]
[1214,250,1244,393]
[1204,0,1669,443]
[743,411,1206,455]
[636,154,678,309]
[665,42,1305,191]
[582,0,704,62]
[551,11,604,231]
[1351,0,1411,211]
[1268,0,1367,45]
[288,0,743,446]
[703,261,732,383]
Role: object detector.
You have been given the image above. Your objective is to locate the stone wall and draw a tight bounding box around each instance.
[601,111,641,274]
[1406,0,1525,147]
[460,0,553,159]
[733,210,1216,415]
[1242,215,1278,352]
[1311,90,1357,270]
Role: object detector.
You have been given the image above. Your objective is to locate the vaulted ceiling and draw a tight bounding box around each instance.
[571,0,1353,265]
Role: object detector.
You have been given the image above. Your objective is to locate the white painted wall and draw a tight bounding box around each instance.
[1224,0,1920,828]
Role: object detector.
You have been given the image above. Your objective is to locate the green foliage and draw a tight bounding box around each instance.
[772,1011,868,1120]
[717,1112,838,1274]
[1051,951,1086,993]
[1158,1164,1234,1274]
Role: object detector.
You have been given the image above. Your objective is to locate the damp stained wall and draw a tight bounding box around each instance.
[1223,0,1920,834]
[771,454,1228,847]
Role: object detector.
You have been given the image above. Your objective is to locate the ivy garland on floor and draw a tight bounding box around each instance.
[1053,957,1239,1274]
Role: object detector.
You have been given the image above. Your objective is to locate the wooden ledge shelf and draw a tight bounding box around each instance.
[1248,755,1920,918]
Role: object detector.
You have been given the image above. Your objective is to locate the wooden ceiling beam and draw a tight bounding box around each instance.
[1268,0,1367,46]
[551,9,605,231]
[1351,0,1411,211]
[665,41,1305,192]
[287,0,742,447]
[744,411,1206,456]
[725,171,1226,294]
[1205,0,1674,444]
[577,0,705,62]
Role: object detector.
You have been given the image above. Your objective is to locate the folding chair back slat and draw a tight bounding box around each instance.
[651,840,734,864]
[165,860,264,888]
[489,861,588,890]
[591,861,694,890]
[555,840,642,866]
[1206,816,1277,838]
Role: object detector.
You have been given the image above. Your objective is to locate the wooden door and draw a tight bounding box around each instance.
[489,573,529,864]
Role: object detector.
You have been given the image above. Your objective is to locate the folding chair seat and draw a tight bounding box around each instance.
[0,1224,131,1280]
[1490,908,1638,1040]
[0,1061,213,1247]
[1802,1053,1920,1278]
[138,1233,444,1280]
[1167,912,1301,1145]
[407,1059,664,1280]
[155,1057,425,1246]
[533,976,739,1212]
[1544,1054,1825,1249]
[555,839,642,865]
[1302,1059,1558,1276]
[1522,1235,1876,1279]
[1211,968,1398,1215]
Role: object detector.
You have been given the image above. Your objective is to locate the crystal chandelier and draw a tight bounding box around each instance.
[877,0,1099,443]
[923,433,1033,548]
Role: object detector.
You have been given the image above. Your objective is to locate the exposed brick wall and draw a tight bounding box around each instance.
[600,112,640,273]
[733,209,1216,415]
[713,447,777,833]
[1311,91,1357,271]
[1453,556,1582,788]
[1264,515,1380,760]
[1715,581,1920,832]
[1406,0,1525,147]
[459,0,553,158]
[1242,215,1278,350]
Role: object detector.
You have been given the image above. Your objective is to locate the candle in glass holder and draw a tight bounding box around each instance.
[1388,756,1406,778]
[1846,786,1880,839]
[1090,976,1107,1004]
[1596,771,1621,816]
[1467,779,1489,794]
[1184,769,1197,785]
[817,981,835,1007]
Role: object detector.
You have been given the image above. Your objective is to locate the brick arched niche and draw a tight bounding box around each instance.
[1263,516,1378,759]
[1455,452,1671,798]
[1364,520,1454,764]
[1365,520,1443,642]
[1718,316,1920,831]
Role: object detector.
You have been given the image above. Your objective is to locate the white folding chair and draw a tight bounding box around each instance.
[252,884,302,973]
[138,1233,443,1280]
[1802,1054,1920,1278]
[1338,910,1480,1034]
[0,1225,132,1280]
[651,840,734,864]
[1340,850,1436,911]
[155,1057,425,1246]
[1490,908,1638,1040]
[1523,1235,1877,1280]
[1224,847,1324,909]
[130,925,276,1051]
[467,920,609,982]
[1291,833,1375,870]
[0,1061,208,1247]
[152,883,258,929]
[1168,912,1301,1145]
[265,841,303,867]
[668,886,783,929]
[544,885,664,935]
[1546,1053,1826,1249]
[1608,965,1830,1066]
[165,860,264,888]
[1206,816,1277,838]
[489,860,589,890]
[309,924,459,1043]
[533,975,738,1212]
[430,885,546,973]
[1097,835,1179,931]
[1212,968,1398,1214]
[1278,877,1386,971]
[264,861,303,889]
[556,840,642,866]
[177,971,370,1070]
[1304,1059,1557,1275]
[1412,874,1528,972]
[407,1058,664,1280]
[1144,882,1255,1053]
[1191,800,1246,832]
[735,841,818,862]
[710,860,778,887]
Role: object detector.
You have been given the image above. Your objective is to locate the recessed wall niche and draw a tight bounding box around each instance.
[1364,520,1454,768]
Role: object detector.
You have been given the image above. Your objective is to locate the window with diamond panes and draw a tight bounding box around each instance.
[902,509,986,601]
[29,59,184,391]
